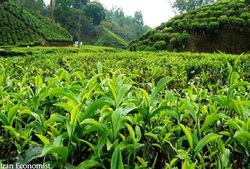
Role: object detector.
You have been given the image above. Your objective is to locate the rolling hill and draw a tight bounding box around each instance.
[81,25,128,49]
[129,0,250,54]
[0,0,72,46]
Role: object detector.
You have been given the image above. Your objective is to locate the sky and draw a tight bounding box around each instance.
[44,0,176,28]
[96,0,175,27]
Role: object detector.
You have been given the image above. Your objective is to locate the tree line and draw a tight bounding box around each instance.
[10,0,150,43]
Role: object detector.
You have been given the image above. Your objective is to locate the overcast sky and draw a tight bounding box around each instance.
[44,0,176,27]
[96,0,175,27]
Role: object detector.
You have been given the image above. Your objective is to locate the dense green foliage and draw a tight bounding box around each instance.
[0,1,72,46]
[0,47,250,168]
[40,0,150,48]
[104,8,150,42]
[171,0,217,13]
[0,0,149,48]
[130,0,250,53]
[84,1,105,26]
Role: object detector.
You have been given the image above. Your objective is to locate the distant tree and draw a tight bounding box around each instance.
[170,0,217,13]
[50,0,55,26]
[134,11,144,25]
[20,0,25,14]
[13,0,45,14]
[105,7,150,42]
[78,0,82,47]
[84,1,105,25]
[73,0,89,8]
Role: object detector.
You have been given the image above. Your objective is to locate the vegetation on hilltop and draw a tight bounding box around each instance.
[82,26,128,49]
[104,8,150,42]
[129,0,250,53]
[170,0,217,13]
[0,1,72,46]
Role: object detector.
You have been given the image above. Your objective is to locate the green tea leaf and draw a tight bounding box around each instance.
[111,147,124,169]
[234,131,250,140]
[80,118,104,133]
[24,146,42,163]
[80,139,97,154]
[135,125,142,142]
[194,133,222,155]
[107,80,118,105]
[165,109,180,121]
[150,77,172,104]
[181,99,197,123]
[229,81,249,97]
[97,132,109,157]
[44,114,66,126]
[111,108,123,139]
[226,120,241,130]
[145,132,159,142]
[77,160,102,169]
[53,102,74,112]
[41,144,68,162]
[27,121,44,134]
[8,104,19,126]
[210,95,227,106]
[182,160,196,169]
[179,123,193,150]
[116,84,131,106]
[232,99,244,118]
[0,114,8,125]
[70,104,81,129]
[125,123,135,143]
[85,73,103,90]
[36,134,50,145]
[97,62,103,74]
[83,97,114,120]
[139,88,150,107]
[200,113,224,133]
[122,106,138,116]
[47,87,80,104]
[149,105,172,119]
[35,76,43,89]
[3,126,20,140]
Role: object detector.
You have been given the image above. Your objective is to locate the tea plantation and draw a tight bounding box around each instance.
[0,46,250,168]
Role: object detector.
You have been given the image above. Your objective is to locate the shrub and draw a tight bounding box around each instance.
[136,45,147,51]
[240,12,250,20]
[162,27,174,33]
[144,46,156,51]
[149,32,170,41]
[218,15,229,25]
[208,21,219,31]
[153,40,167,50]
[170,31,189,48]
[229,17,246,27]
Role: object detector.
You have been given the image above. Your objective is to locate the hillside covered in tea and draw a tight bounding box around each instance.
[0,0,72,46]
[129,0,250,54]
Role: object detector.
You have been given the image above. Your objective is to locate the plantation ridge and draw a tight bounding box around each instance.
[0,1,73,46]
[129,0,250,53]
